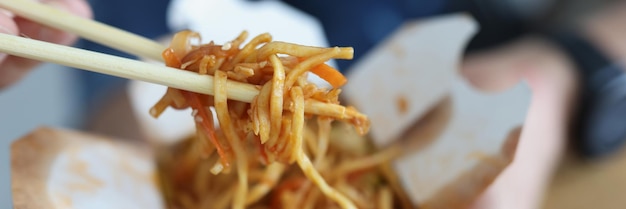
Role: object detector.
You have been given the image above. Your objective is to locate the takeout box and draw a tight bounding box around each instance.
[11,127,164,209]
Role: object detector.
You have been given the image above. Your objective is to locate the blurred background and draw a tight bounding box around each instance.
[0,64,82,207]
[2,0,626,208]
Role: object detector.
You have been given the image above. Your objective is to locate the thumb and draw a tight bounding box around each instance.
[460,37,574,94]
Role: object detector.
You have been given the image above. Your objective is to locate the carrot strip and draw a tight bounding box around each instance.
[162,47,230,166]
[297,57,347,88]
[162,48,182,68]
[310,64,347,88]
[182,90,231,168]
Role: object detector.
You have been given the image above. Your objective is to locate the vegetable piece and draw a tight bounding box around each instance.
[162,48,182,68]
[297,57,347,88]
[182,90,231,168]
[309,63,347,88]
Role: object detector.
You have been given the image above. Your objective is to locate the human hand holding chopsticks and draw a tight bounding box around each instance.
[0,0,91,88]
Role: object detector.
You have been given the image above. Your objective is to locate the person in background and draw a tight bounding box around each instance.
[2,0,626,208]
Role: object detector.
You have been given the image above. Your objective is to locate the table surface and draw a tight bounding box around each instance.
[543,147,626,209]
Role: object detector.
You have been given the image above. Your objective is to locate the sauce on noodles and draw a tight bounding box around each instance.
[152,31,408,209]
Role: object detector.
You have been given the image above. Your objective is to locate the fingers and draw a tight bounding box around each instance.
[460,43,527,93]
[0,0,92,88]
[0,10,17,36]
[460,37,575,94]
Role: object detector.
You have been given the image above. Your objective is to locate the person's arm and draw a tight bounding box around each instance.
[0,0,92,88]
[465,1,626,208]
[462,36,577,209]
[584,1,626,62]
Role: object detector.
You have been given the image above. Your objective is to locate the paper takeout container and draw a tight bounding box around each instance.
[11,127,164,209]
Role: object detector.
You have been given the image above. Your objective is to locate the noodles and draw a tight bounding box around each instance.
[152,31,407,209]
[313,118,331,167]
[214,70,248,209]
[268,55,285,145]
[246,163,286,205]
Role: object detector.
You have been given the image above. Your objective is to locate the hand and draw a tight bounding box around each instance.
[0,0,92,88]
[462,37,578,209]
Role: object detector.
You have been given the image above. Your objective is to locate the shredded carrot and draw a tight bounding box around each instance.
[162,48,230,167]
[162,47,231,167]
[182,90,231,168]
[310,64,347,88]
[163,48,182,68]
[297,58,347,88]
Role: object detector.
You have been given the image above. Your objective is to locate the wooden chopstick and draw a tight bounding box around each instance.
[0,0,165,61]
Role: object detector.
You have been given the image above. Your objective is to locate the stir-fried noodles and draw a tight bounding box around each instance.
[151,31,408,209]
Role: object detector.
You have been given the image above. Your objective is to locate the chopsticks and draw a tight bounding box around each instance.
[0,0,165,61]
[0,0,366,121]
[0,33,365,120]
